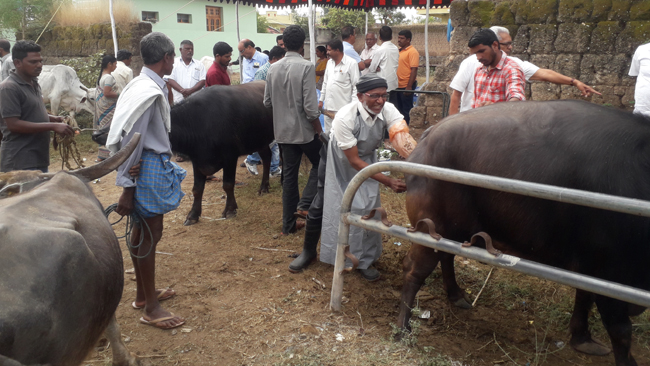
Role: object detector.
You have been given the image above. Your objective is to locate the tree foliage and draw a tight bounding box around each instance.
[291,10,310,37]
[374,9,407,26]
[257,11,270,33]
[321,8,371,36]
[413,15,444,24]
[0,0,56,40]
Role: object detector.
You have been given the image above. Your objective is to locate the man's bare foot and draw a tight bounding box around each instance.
[132,288,175,309]
[141,305,185,330]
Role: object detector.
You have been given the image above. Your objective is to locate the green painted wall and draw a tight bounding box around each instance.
[132,0,278,60]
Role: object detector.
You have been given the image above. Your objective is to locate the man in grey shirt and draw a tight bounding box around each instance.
[0,39,14,82]
[0,40,73,172]
[264,25,323,235]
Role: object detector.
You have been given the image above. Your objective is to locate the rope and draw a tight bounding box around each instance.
[104,203,155,259]
[54,115,85,171]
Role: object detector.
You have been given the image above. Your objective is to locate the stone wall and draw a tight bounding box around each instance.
[33,22,152,76]
[353,24,451,66]
[411,0,650,127]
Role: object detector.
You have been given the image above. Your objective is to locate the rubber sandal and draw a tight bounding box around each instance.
[139,313,185,330]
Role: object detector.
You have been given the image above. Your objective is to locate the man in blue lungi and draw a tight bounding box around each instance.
[107,32,186,330]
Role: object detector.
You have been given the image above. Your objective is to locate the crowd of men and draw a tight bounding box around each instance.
[0,24,648,331]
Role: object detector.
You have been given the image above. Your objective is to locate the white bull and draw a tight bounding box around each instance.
[39,65,95,117]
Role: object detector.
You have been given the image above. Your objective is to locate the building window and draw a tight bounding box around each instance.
[206,6,222,32]
[142,11,159,23]
[177,13,192,23]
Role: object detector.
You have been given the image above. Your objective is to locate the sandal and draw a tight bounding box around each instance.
[139,313,185,330]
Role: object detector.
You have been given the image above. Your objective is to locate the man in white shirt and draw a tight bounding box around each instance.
[166,40,206,105]
[449,26,600,114]
[112,49,134,93]
[359,32,378,76]
[318,39,360,134]
[629,42,650,118]
[365,26,400,92]
[0,39,13,82]
[341,25,366,72]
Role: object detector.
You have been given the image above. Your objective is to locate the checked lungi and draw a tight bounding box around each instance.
[134,150,187,218]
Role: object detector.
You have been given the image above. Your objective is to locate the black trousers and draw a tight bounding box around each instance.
[306,142,328,224]
[390,80,417,125]
[279,136,321,234]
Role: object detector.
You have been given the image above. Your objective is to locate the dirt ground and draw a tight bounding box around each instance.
[49,142,650,366]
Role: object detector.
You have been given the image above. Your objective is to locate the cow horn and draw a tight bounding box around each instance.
[70,133,141,181]
[80,85,89,92]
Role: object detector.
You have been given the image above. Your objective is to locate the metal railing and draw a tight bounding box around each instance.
[329,161,650,311]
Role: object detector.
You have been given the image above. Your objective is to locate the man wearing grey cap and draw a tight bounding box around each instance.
[290,74,416,280]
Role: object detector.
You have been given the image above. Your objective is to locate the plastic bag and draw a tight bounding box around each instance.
[388,120,417,158]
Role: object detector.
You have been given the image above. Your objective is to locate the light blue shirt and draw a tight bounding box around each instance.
[343,41,361,63]
[242,51,269,84]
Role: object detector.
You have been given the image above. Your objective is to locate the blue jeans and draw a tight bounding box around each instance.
[247,141,280,172]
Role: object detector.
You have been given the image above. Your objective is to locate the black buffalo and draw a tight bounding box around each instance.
[169,81,274,225]
[0,136,141,366]
[401,100,650,366]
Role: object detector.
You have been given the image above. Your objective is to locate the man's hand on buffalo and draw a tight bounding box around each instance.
[116,187,136,216]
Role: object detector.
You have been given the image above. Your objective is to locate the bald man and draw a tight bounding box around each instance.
[237,39,268,84]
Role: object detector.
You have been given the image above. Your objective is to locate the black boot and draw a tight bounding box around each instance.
[289,219,321,273]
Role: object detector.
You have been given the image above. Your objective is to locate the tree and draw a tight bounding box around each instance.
[321,8,371,36]
[257,11,270,33]
[413,15,444,24]
[291,9,310,37]
[374,9,407,26]
[0,0,56,40]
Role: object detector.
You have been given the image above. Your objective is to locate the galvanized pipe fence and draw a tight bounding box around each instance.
[330,161,650,311]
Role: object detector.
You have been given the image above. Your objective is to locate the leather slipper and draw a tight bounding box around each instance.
[139,313,185,330]
[132,288,175,309]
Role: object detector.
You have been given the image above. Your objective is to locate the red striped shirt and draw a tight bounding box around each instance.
[473,52,525,108]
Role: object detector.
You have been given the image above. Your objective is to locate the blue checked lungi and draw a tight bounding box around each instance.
[134,150,187,218]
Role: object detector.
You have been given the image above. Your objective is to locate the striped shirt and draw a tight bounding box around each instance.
[472,51,525,108]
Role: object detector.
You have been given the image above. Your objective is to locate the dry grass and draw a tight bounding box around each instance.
[55,0,138,27]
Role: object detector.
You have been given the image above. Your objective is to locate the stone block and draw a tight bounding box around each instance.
[558,0,593,23]
[512,25,530,54]
[88,24,103,39]
[434,54,465,81]
[450,1,470,27]
[616,21,650,55]
[450,26,479,55]
[426,107,444,125]
[559,84,590,101]
[591,0,613,21]
[608,0,632,21]
[468,1,495,27]
[423,93,446,108]
[516,0,559,24]
[527,24,557,54]
[580,54,629,85]
[621,85,636,110]
[529,54,556,69]
[630,0,650,20]
[554,23,593,54]
[590,85,623,107]
[81,40,97,55]
[530,82,560,100]
[409,106,427,127]
[554,54,582,78]
[491,1,516,25]
[589,21,623,54]
[511,53,529,61]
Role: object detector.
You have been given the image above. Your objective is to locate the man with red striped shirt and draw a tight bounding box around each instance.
[469,29,525,108]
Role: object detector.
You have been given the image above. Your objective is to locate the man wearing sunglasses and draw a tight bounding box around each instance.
[449,26,600,115]
[313,75,413,281]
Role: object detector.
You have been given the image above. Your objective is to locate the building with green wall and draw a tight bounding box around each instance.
[131,0,278,60]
